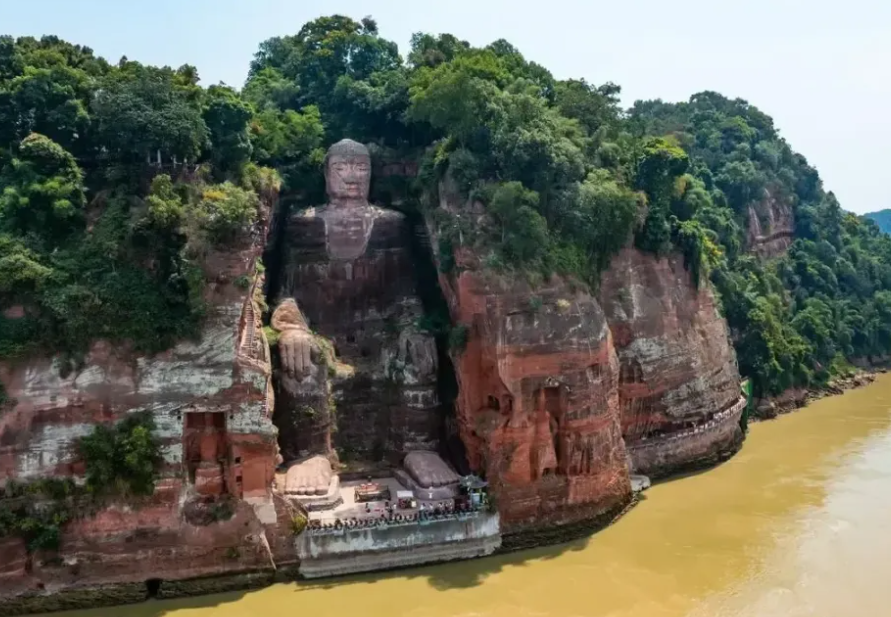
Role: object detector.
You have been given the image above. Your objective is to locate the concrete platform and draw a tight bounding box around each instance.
[306,476,452,523]
[296,510,501,579]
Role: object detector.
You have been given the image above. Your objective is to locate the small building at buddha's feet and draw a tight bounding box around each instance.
[283,450,500,579]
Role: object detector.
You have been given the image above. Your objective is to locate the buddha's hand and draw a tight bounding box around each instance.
[278,329,316,378]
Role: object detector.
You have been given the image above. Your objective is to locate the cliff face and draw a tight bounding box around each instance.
[427,177,747,529]
[437,269,631,532]
[747,187,795,259]
[599,248,744,477]
[0,197,296,596]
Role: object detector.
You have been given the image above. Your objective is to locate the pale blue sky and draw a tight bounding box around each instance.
[2,0,889,213]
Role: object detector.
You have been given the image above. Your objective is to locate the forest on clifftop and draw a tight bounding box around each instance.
[2,15,891,398]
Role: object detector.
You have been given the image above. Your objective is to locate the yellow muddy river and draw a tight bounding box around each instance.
[62,373,891,617]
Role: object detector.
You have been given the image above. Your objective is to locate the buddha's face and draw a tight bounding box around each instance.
[325,154,371,203]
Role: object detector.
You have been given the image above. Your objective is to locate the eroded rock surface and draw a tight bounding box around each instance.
[747,187,794,259]
[0,195,295,598]
[436,265,631,532]
[599,248,743,476]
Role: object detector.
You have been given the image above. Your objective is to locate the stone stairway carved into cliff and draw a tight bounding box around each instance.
[240,297,256,356]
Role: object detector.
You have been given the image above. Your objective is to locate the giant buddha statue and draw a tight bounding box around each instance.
[272,139,441,477]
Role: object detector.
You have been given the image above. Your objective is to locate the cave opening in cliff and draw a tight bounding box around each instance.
[145,578,162,598]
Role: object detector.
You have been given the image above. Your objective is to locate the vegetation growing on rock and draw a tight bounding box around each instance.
[0,413,161,552]
[0,36,277,359]
[1,15,890,400]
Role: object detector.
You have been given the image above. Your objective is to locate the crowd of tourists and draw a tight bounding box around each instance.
[306,499,483,534]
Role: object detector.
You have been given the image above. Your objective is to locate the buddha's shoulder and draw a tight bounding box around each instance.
[370,204,406,220]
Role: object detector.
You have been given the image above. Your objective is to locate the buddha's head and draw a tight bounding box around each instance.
[324,139,371,206]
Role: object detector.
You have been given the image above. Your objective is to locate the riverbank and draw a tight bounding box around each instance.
[753,367,886,420]
[3,372,882,616]
[32,374,891,617]
[0,567,301,617]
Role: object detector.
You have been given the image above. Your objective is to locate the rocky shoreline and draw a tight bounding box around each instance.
[498,495,640,554]
[0,567,301,617]
[752,367,886,421]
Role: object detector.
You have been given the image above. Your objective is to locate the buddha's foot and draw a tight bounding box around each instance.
[286,455,333,496]
[404,450,460,488]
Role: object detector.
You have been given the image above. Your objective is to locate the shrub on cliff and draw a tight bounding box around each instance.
[77,412,162,499]
[0,478,78,552]
[195,182,260,245]
[0,133,86,245]
[0,415,161,552]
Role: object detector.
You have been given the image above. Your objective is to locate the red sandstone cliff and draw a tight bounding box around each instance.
[437,269,631,532]
[599,248,745,477]
[427,182,631,532]
[0,194,296,600]
[747,187,795,259]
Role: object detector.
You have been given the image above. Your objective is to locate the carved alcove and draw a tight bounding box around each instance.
[530,379,567,479]
[183,411,229,496]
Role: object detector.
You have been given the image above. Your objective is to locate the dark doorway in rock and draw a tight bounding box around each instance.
[145,578,162,598]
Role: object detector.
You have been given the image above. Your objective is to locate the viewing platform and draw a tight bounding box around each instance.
[293,474,501,579]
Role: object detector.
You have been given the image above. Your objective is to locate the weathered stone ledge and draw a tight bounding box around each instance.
[497,494,639,554]
[626,396,745,479]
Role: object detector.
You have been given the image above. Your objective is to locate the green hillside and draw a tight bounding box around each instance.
[2,16,891,399]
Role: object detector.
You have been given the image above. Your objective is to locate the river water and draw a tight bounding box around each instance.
[62,373,891,617]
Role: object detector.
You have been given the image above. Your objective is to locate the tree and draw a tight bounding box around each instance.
[634,137,689,255]
[78,413,162,498]
[561,170,640,273]
[250,105,325,192]
[203,84,253,178]
[92,62,208,165]
[247,15,402,138]
[195,182,259,245]
[554,79,622,137]
[407,33,470,68]
[486,182,550,265]
[0,133,85,244]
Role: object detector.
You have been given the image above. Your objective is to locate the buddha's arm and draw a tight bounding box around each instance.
[271,300,318,379]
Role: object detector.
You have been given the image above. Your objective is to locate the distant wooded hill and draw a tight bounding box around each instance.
[864,210,891,234]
